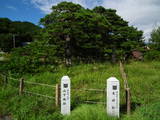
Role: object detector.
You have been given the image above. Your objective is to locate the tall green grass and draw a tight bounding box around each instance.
[64,104,117,120]
[0,61,160,119]
[123,101,160,120]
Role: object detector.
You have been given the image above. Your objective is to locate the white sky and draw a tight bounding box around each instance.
[30,0,160,41]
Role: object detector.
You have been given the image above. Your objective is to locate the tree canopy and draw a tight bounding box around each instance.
[40,2,110,62]
[0,2,146,74]
[0,1,145,68]
[93,6,144,61]
[40,2,144,63]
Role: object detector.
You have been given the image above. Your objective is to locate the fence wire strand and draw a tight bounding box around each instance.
[73,88,105,92]
[9,77,56,88]
[83,101,106,105]
[24,90,55,99]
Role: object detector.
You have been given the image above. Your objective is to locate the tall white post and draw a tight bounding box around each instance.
[106,77,120,118]
[61,76,71,115]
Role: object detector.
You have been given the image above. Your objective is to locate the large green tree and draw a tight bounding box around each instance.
[40,2,110,64]
[40,2,144,63]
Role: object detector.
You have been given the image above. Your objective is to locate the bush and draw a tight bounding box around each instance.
[144,50,160,61]
[4,40,57,74]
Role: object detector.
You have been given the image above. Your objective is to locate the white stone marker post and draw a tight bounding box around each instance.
[107,77,120,118]
[61,76,71,115]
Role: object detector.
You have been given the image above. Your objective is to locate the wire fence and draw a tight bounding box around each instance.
[72,88,105,92]
[23,90,55,99]
[1,74,106,106]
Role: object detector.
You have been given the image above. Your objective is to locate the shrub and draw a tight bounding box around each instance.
[4,40,57,74]
[144,50,160,61]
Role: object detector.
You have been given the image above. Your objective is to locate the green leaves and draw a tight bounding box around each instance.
[6,40,57,74]
[150,26,160,50]
[39,2,144,62]
[40,3,111,61]
[94,6,144,61]
[0,18,41,52]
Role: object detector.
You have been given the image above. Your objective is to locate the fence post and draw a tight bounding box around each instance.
[126,88,131,115]
[119,61,131,115]
[61,76,71,115]
[55,84,60,107]
[106,77,120,118]
[19,78,24,95]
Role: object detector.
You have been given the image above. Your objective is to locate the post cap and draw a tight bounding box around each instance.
[107,77,119,82]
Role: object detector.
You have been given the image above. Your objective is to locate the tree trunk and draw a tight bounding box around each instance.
[65,35,72,66]
[112,46,116,63]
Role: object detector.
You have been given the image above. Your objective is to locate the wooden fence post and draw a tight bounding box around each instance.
[119,61,131,115]
[126,88,131,115]
[55,84,60,107]
[19,78,24,95]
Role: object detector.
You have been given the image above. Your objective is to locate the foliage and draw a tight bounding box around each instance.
[40,1,143,63]
[144,26,160,61]
[0,18,41,52]
[0,33,13,52]
[149,26,160,50]
[0,2,144,63]
[40,3,144,63]
[144,50,160,61]
[93,7,144,61]
[40,2,110,61]
[4,40,57,74]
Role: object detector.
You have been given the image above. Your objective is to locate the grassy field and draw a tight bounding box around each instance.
[0,61,160,120]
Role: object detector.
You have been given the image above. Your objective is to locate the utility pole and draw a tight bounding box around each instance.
[13,34,16,48]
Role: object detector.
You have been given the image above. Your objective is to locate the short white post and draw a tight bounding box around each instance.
[106,77,120,118]
[61,76,71,115]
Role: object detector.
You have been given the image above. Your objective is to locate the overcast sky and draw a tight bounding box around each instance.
[1,0,160,41]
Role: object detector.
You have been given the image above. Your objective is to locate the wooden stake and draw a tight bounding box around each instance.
[126,88,131,115]
[55,84,60,107]
[119,61,131,115]
[119,61,128,89]
[19,78,24,95]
